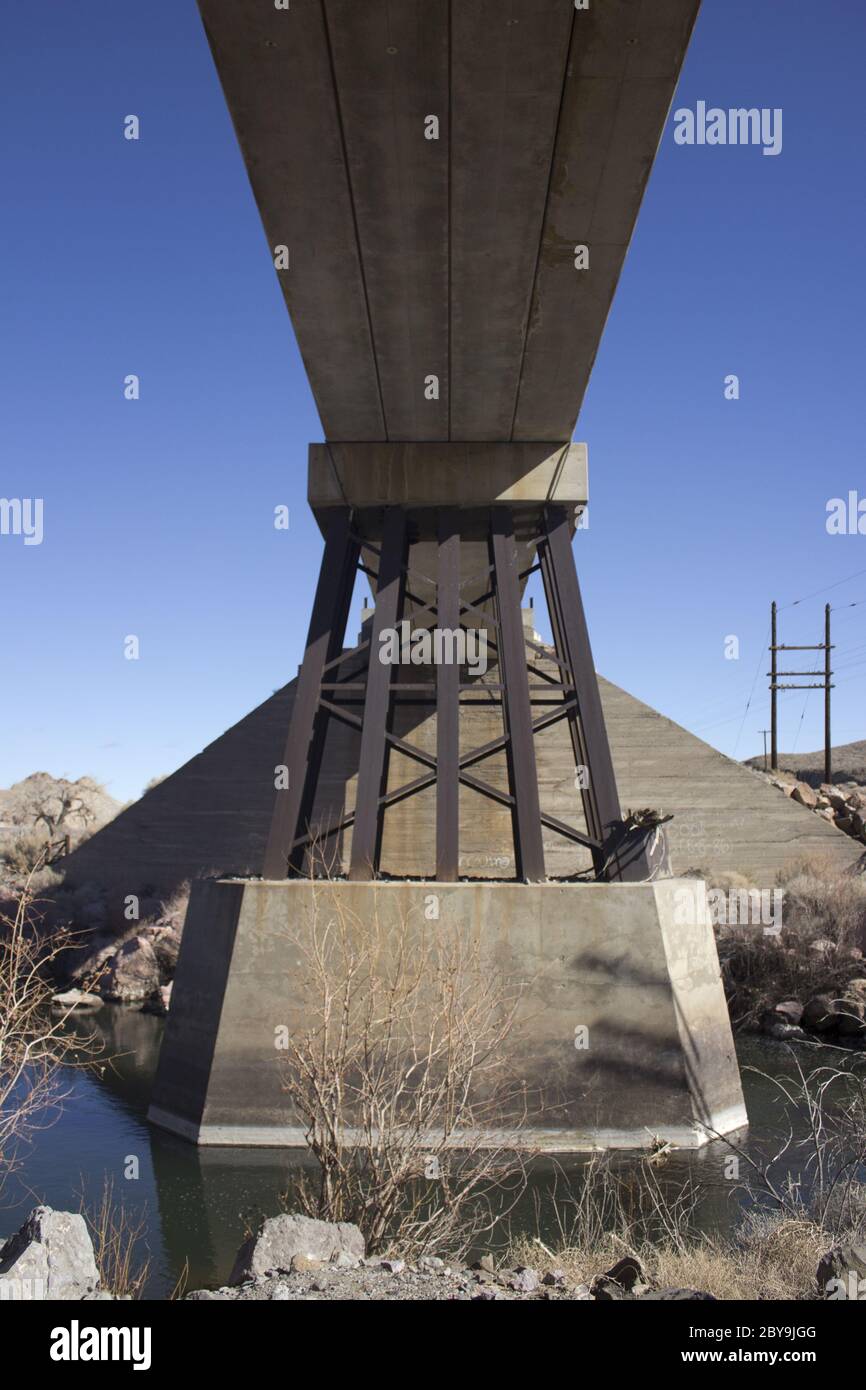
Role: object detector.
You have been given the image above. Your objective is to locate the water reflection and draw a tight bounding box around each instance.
[1,1012,863,1298]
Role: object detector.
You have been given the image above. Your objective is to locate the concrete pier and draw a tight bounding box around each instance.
[149,877,747,1151]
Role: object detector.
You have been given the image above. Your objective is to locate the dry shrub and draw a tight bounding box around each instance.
[0,868,97,1193]
[2,829,52,878]
[720,858,866,1025]
[279,886,530,1258]
[81,1176,150,1298]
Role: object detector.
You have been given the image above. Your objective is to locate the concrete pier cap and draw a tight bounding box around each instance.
[149,876,747,1152]
[308,440,588,527]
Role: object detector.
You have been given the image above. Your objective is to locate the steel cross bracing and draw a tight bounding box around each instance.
[263,504,648,883]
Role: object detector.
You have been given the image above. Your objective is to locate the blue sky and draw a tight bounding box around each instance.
[1,0,865,802]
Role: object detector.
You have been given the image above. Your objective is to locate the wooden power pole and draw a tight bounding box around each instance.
[768,601,833,782]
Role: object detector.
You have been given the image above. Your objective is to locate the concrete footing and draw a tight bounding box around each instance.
[148,878,747,1151]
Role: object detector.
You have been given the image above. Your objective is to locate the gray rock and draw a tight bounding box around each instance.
[380,1258,405,1274]
[142,983,172,1017]
[0,1206,99,1299]
[773,999,804,1026]
[50,989,103,1011]
[149,923,182,979]
[817,1243,866,1298]
[508,1266,539,1293]
[100,935,160,1003]
[330,1249,360,1269]
[762,1020,807,1041]
[229,1213,365,1284]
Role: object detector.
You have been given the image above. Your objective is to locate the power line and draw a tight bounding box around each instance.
[731,620,772,759]
[780,566,866,611]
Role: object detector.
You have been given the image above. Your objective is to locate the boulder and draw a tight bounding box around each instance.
[0,1206,99,1299]
[142,983,172,1017]
[791,782,819,809]
[149,922,182,980]
[50,989,103,1011]
[762,999,803,1027]
[601,1255,646,1291]
[761,1020,807,1042]
[507,1266,539,1293]
[99,935,160,1003]
[817,1243,866,1298]
[802,993,840,1033]
[229,1213,365,1284]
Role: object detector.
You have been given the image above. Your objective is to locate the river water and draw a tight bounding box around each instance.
[1,1010,861,1298]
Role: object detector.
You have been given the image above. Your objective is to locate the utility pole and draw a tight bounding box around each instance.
[824,603,832,784]
[759,729,770,772]
[767,601,834,782]
[770,601,778,770]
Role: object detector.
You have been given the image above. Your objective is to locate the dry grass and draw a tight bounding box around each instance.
[511,1218,827,1300]
[2,829,53,877]
[718,857,866,1027]
[81,1176,151,1298]
[508,1155,834,1300]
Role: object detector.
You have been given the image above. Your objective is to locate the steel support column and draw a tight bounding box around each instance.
[436,509,460,881]
[263,507,359,877]
[349,506,408,880]
[541,504,648,882]
[490,506,546,882]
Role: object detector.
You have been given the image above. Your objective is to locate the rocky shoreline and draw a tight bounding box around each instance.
[3,1207,865,1303]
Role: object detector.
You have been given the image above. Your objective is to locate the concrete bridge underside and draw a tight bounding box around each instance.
[199,0,700,441]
